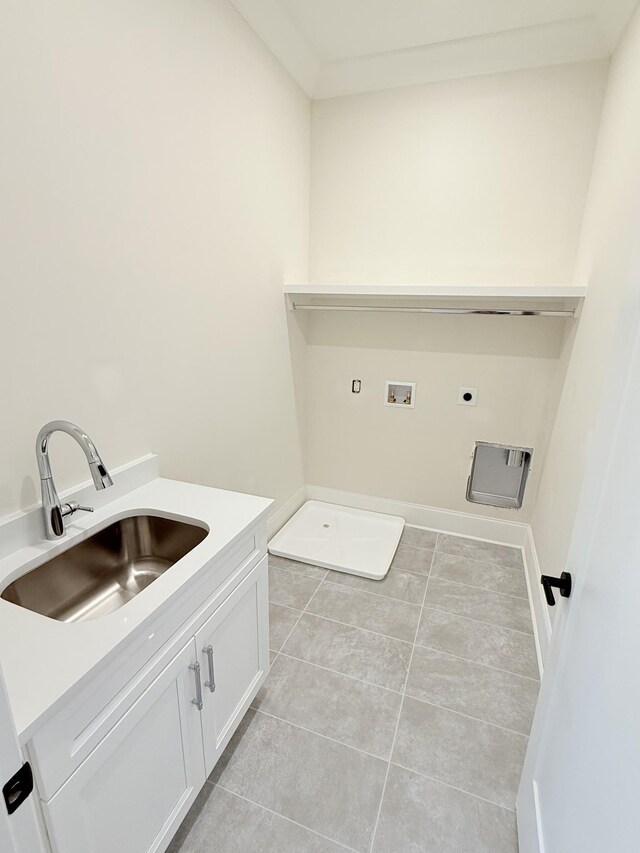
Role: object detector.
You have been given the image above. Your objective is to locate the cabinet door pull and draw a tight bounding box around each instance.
[189,661,203,710]
[203,645,216,693]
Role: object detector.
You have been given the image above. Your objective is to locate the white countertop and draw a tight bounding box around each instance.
[0,471,272,739]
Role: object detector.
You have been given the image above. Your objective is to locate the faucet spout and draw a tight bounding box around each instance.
[36,420,113,540]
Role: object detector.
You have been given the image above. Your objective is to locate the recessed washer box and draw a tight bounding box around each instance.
[268,501,404,580]
[385,380,416,408]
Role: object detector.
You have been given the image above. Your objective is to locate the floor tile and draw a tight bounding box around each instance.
[253,654,402,758]
[268,554,327,580]
[416,607,539,679]
[269,603,301,652]
[390,544,433,576]
[167,784,347,853]
[436,534,524,570]
[405,646,538,734]
[324,566,428,604]
[171,527,540,852]
[213,710,387,851]
[166,783,216,853]
[283,613,412,691]
[431,552,528,598]
[426,578,533,634]
[392,697,528,809]
[372,765,517,853]
[307,582,421,642]
[268,566,321,610]
[400,526,439,550]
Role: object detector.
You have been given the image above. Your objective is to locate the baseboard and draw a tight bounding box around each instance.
[305,484,530,547]
[266,485,307,540]
[271,484,549,674]
[523,526,551,674]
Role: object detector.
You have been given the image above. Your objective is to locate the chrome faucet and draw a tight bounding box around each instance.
[36,420,113,540]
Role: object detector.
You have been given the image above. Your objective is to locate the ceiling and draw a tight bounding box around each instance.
[229,0,638,98]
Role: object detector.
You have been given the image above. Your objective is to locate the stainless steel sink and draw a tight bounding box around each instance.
[1,515,208,623]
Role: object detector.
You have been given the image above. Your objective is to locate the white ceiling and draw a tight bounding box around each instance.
[229,0,638,98]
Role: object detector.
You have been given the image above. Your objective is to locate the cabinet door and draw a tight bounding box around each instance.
[196,556,269,775]
[42,639,206,853]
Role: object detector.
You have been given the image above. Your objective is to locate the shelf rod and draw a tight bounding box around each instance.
[291,302,575,318]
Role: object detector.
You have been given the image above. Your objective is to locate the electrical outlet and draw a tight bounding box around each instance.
[458,387,478,406]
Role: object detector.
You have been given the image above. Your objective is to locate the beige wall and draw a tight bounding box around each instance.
[0,0,310,517]
[304,312,566,520]
[304,62,608,519]
[532,5,640,576]
[310,62,608,286]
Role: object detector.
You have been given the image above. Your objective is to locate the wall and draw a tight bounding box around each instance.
[303,61,608,520]
[310,61,608,286]
[532,5,640,581]
[0,0,310,518]
[303,312,566,520]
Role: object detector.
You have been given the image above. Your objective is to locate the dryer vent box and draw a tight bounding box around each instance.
[467,442,532,509]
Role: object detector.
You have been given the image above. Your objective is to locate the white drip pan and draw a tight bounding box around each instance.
[269,501,404,580]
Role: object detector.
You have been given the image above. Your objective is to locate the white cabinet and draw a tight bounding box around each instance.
[36,554,269,853]
[41,639,205,853]
[195,556,269,773]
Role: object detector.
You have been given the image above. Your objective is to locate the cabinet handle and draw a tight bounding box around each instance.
[189,661,203,710]
[203,645,216,693]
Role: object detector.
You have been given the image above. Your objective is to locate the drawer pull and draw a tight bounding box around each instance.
[189,662,203,710]
[203,645,216,693]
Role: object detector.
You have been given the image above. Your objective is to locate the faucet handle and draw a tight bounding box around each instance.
[50,506,64,537]
[60,501,94,519]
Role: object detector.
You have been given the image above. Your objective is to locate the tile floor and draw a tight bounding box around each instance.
[168,527,539,853]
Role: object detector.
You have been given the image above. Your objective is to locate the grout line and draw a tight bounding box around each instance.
[250,707,391,763]
[388,761,517,814]
[270,560,329,583]
[263,544,532,848]
[420,604,536,638]
[272,576,410,691]
[277,610,305,650]
[433,551,528,578]
[400,692,531,739]
[213,783,360,852]
[368,548,435,853]
[423,601,534,636]
[427,573,529,601]
[303,575,326,611]
[436,552,525,573]
[321,576,427,606]
[270,601,305,615]
[410,642,540,682]
[270,650,404,696]
[398,539,438,553]
[435,532,525,572]
[320,577,424,606]
[272,611,537,726]
[269,596,309,659]
[296,608,415,646]
[387,564,433,580]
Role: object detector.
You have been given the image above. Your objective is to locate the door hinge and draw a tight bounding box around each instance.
[3,762,33,815]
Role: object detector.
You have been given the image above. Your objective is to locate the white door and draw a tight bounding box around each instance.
[517,312,640,852]
[42,638,206,853]
[195,556,269,775]
[0,664,46,853]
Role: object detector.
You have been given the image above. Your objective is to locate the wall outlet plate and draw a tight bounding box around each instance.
[385,380,416,408]
[458,387,478,406]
